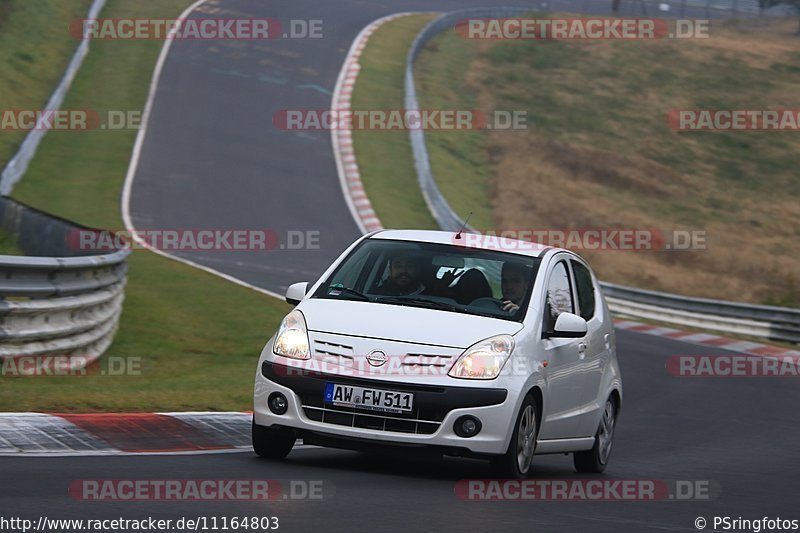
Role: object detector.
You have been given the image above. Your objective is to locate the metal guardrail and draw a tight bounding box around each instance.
[525,0,782,17]
[405,7,531,235]
[0,197,129,363]
[607,0,762,16]
[616,0,792,16]
[602,283,800,343]
[0,0,127,367]
[405,7,799,344]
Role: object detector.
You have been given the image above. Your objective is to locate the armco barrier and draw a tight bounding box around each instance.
[0,197,128,363]
[404,7,798,344]
[602,283,800,344]
[405,7,530,235]
[0,0,124,366]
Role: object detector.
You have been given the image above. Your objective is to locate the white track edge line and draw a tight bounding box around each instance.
[0,446,314,458]
[119,0,283,301]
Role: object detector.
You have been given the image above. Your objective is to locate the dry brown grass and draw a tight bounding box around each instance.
[465,18,800,305]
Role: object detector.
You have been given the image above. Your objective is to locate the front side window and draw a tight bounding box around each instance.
[543,260,575,332]
[313,239,541,321]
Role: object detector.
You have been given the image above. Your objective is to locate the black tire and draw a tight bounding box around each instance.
[491,395,539,478]
[574,398,617,473]
[252,420,296,460]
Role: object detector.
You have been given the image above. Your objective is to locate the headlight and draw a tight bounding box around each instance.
[448,334,515,380]
[273,310,311,359]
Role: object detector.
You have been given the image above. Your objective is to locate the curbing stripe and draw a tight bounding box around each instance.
[0,412,309,456]
[331,13,424,235]
[0,413,108,453]
[614,319,800,357]
[58,413,232,453]
[160,411,252,448]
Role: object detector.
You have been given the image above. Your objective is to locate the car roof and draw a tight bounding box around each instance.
[369,229,554,258]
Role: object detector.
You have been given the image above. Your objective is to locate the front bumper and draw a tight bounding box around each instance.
[255,361,515,455]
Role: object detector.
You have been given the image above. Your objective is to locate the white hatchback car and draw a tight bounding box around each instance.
[253,229,622,477]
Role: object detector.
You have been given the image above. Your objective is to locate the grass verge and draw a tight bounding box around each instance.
[0,0,93,167]
[351,14,438,230]
[2,0,290,412]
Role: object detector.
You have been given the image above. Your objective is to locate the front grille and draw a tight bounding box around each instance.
[301,405,440,435]
[401,353,453,369]
[313,339,354,360]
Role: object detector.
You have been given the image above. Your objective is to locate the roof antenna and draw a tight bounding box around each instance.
[454,212,473,240]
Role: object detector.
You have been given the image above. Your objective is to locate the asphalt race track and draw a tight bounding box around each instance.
[3,331,800,531]
[4,1,797,532]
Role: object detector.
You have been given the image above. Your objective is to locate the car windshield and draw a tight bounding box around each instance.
[312,238,541,322]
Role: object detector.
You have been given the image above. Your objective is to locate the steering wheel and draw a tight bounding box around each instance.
[469,297,509,311]
[471,297,522,313]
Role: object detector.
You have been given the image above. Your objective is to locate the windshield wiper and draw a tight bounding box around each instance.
[377,296,458,312]
[328,286,371,301]
[377,296,508,319]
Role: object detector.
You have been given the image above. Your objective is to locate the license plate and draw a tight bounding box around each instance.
[324,383,414,414]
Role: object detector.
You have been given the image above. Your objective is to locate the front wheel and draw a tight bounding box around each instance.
[491,396,538,478]
[574,398,617,473]
[252,420,296,460]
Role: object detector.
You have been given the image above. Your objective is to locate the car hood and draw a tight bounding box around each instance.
[297,298,524,349]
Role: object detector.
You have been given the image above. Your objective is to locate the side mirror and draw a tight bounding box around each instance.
[285,282,309,306]
[544,312,588,339]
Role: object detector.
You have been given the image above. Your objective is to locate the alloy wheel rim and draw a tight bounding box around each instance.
[516,405,536,474]
[598,400,615,464]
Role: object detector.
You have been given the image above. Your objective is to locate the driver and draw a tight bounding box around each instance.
[375,252,426,296]
[500,262,531,313]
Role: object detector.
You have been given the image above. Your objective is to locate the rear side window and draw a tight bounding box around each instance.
[571,260,596,321]
[544,260,574,332]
